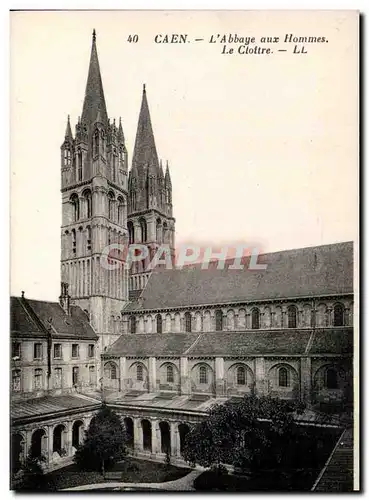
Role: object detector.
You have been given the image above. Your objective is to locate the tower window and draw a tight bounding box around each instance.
[156,314,162,334]
[130,316,136,334]
[87,226,92,251]
[128,221,134,245]
[72,229,76,254]
[287,305,297,329]
[137,364,143,381]
[118,197,125,226]
[199,366,208,384]
[215,310,223,331]
[236,366,246,385]
[251,308,260,330]
[333,304,344,327]
[64,148,71,166]
[185,312,192,332]
[94,130,99,156]
[167,365,174,383]
[278,367,290,387]
[70,194,79,222]
[139,218,147,243]
[78,150,83,181]
[108,191,115,221]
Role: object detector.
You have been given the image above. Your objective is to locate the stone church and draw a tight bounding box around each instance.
[11,31,353,473]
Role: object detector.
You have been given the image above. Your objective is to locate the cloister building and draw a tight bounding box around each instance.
[11,31,354,475]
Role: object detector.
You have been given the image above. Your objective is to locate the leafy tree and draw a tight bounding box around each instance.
[15,452,48,491]
[183,394,305,472]
[74,405,127,475]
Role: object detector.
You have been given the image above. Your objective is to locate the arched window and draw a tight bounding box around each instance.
[83,190,92,218]
[94,130,99,156]
[128,221,134,245]
[12,370,21,392]
[86,226,91,250]
[110,363,117,380]
[278,367,289,387]
[333,304,344,327]
[137,364,143,381]
[112,150,116,182]
[156,218,162,243]
[130,316,136,334]
[287,305,297,329]
[108,192,115,221]
[236,366,246,385]
[199,366,208,384]
[156,314,163,334]
[215,309,223,331]
[325,368,338,389]
[70,194,79,221]
[139,218,147,243]
[163,222,168,243]
[78,150,83,181]
[251,308,260,329]
[185,312,192,332]
[64,147,71,166]
[117,197,125,226]
[166,365,174,383]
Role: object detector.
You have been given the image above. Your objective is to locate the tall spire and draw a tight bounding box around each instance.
[132,84,159,171]
[65,115,73,140]
[165,160,172,186]
[117,117,125,143]
[81,29,108,128]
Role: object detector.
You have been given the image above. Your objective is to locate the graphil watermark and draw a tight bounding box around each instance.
[101,244,268,272]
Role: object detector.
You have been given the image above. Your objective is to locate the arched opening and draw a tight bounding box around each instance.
[72,420,84,449]
[199,365,208,384]
[287,305,297,329]
[278,367,290,387]
[11,433,24,474]
[333,303,344,327]
[185,312,192,332]
[130,315,136,334]
[139,218,148,243]
[141,419,152,452]
[31,429,46,459]
[136,364,144,381]
[156,218,162,244]
[124,417,134,449]
[163,222,168,244]
[325,367,338,389]
[83,189,92,219]
[251,308,260,329]
[178,423,190,456]
[53,424,66,455]
[128,221,135,245]
[108,191,115,221]
[70,193,79,222]
[117,196,125,226]
[159,421,171,454]
[156,314,163,333]
[166,364,174,383]
[215,309,223,331]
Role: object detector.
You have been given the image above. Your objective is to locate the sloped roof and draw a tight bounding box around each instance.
[125,242,353,311]
[104,328,352,358]
[10,297,97,340]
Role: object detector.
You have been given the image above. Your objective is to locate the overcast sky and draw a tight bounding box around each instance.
[10,10,358,301]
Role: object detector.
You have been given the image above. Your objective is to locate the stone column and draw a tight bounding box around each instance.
[119,356,127,392]
[151,419,160,455]
[148,357,157,393]
[215,357,225,397]
[47,425,54,464]
[170,422,178,457]
[176,424,182,458]
[67,421,73,456]
[255,357,266,395]
[300,357,312,405]
[180,356,190,395]
[25,429,33,458]
[133,418,142,452]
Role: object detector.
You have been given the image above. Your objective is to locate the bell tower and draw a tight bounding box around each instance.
[60,30,129,365]
[127,85,175,299]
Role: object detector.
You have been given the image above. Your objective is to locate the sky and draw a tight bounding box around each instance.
[10,10,358,301]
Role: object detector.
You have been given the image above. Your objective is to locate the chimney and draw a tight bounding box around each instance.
[59,282,71,315]
[21,290,25,299]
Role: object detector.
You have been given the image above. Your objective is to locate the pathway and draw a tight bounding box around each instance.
[62,469,202,491]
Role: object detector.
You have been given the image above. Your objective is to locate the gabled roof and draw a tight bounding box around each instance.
[125,242,353,312]
[103,328,353,358]
[10,297,97,340]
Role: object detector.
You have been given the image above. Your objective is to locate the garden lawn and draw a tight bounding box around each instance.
[42,458,191,491]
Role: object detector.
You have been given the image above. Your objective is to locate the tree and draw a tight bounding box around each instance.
[15,452,48,491]
[74,405,127,475]
[182,394,305,472]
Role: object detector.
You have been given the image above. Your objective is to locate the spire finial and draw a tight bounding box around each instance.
[92,29,96,43]
[143,83,146,93]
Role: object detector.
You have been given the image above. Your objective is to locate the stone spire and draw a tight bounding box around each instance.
[81,29,108,128]
[117,117,125,144]
[131,84,159,172]
[65,114,73,140]
[165,160,172,187]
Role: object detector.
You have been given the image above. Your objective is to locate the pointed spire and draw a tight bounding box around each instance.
[132,84,159,172]
[65,114,73,140]
[81,30,108,128]
[165,160,172,186]
[117,117,125,143]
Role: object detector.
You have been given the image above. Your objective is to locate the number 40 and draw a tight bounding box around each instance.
[127,35,139,43]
